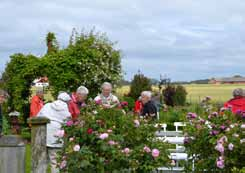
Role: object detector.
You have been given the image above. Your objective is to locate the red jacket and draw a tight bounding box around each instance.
[134,100,142,114]
[68,93,81,120]
[30,95,44,117]
[224,97,245,114]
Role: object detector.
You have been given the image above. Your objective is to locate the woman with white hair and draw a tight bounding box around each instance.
[37,92,71,173]
[68,86,89,119]
[94,82,119,108]
[140,91,157,118]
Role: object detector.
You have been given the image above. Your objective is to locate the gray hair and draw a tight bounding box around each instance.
[141,91,152,98]
[76,86,89,95]
[0,89,9,98]
[233,88,243,97]
[101,82,112,90]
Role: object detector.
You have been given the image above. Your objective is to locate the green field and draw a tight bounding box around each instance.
[116,84,245,103]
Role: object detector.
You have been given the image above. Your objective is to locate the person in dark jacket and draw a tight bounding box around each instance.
[140,91,157,118]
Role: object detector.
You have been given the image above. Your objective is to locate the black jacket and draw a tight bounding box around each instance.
[141,100,157,117]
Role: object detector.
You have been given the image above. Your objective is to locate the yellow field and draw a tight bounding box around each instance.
[116,84,245,103]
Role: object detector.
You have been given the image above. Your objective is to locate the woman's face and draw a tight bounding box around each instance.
[102,86,112,97]
[141,95,149,104]
[76,93,87,102]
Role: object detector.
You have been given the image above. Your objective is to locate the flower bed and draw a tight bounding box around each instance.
[184,109,245,172]
[56,108,170,172]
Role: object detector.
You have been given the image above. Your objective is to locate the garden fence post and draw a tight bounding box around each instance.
[28,117,50,173]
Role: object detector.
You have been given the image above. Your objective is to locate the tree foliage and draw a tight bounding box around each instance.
[1,29,122,123]
[128,73,152,100]
[163,84,187,106]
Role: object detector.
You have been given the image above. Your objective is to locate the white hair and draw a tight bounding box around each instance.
[57,92,71,102]
[76,86,89,95]
[101,82,112,89]
[141,91,152,98]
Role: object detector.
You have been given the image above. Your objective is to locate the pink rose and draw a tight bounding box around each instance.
[143,146,151,153]
[60,160,67,169]
[122,148,130,154]
[108,140,116,145]
[73,144,80,151]
[152,149,160,158]
[134,119,140,127]
[55,130,65,138]
[228,143,234,151]
[241,124,245,129]
[215,143,224,154]
[107,129,113,133]
[216,157,225,169]
[99,133,109,140]
[69,137,74,142]
[66,120,73,126]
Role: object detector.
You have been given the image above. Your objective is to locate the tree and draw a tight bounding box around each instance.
[46,32,59,54]
[1,53,42,122]
[43,30,122,97]
[128,73,152,100]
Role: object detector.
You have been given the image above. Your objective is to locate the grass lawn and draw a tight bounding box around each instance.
[116,84,245,103]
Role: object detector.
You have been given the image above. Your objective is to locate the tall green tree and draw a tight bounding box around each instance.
[128,73,152,100]
[46,32,59,54]
[43,30,122,97]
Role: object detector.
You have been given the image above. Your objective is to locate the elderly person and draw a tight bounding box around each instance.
[94,82,119,108]
[30,89,44,117]
[140,91,157,118]
[68,86,89,119]
[224,88,245,113]
[0,90,8,136]
[37,92,71,173]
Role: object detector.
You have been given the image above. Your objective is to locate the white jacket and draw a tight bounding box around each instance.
[37,100,71,148]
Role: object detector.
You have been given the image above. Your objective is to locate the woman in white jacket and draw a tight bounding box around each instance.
[37,92,71,173]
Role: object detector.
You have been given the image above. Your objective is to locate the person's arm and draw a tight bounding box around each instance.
[30,97,40,117]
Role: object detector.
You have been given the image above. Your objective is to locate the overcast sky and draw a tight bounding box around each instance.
[1,0,245,81]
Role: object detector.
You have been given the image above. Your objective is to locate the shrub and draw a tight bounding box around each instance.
[57,106,169,172]
[128,73,152,100]
[162,85,187,106]
[184,108,245,172]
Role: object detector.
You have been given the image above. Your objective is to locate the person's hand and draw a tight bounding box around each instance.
[102,104,111,109]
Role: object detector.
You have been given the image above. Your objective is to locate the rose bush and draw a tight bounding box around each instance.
[56,107,169,172]
[184,108,245,172]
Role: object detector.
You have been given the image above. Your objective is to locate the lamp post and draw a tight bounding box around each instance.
[9,111,20,134]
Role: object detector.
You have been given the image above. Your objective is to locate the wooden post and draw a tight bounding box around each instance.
[28,117,50,173]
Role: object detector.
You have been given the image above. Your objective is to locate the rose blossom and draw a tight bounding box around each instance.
[107,129,113,133]
[220,125,226,131]
[143,146,151,153]
[66,120,73,126]
[122,148,130,154]
[152,149,160,158]
[240,139,245,143]
[187,112,197,119]
[241,124,245,129]
[215,143,224,154]
[228,143,234,151]
[134,119,140,127]
[87,128,93,134]
[99,133,109,140]
[108,140,116,145]
[210,130,219,136]
[60,160,67,169]
[69,137,74,142]
[55,130,65,138]
[73,144,80,152]
[216,157,225,169]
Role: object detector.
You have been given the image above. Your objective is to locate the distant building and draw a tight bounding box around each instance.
[209,77,245,84]
[32,77,49,87]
